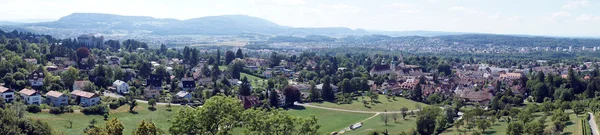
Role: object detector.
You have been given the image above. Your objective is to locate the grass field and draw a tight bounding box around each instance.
[441,110,580,135]
[311,95,429,112]
[345,114,418,135]
[26,103,183,135]
[241,72,267,88]
[287,106,374,134]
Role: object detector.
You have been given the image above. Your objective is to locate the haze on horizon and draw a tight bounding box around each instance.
[1,0,599,37]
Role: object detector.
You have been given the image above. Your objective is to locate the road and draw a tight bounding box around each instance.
[103,92,183,106]
[589,112,600,135]
[294,102,420,114]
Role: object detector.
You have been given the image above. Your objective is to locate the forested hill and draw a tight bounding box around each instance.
[267,34,600,47]
[1,13,367,37]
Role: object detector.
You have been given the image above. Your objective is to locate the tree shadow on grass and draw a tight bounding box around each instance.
[129,111,138,114]
[562,132,573,135]
[483,131,496,135]
[565,121,574,126]
[148,107,156,111]
[286,105,306,110]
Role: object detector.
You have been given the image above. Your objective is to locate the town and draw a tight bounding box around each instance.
[1,28,600,135]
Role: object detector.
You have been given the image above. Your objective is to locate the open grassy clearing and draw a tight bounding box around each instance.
[287,106,374,134]
[311,95,429,112]
[26,103,183,135]
[345,113,418,135]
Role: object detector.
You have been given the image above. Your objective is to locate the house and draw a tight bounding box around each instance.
[73,81,92,91]
[77,33,104,48]
[112,80,129,94]
[147,74,163,87]
[176,91,192,100]
[370,64,392,76]
[28,70,44,87]
[108,57,120,65]
[316,83,339,92]
[263,70,273,78]
[238,95,261,109]
[454,87,493,105]
[19,89,41,105]
[0,86,14,103]
[197,78,213,86]
[24,58,38,65]
[144,86,161,99]
[46,91,68,106]
[71,90,100,107]
[178,78,196,91]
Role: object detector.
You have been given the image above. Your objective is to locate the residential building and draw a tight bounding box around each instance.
[71,90,100,107]
[24,58,38,65]
[0,86,14,103]
[176,91,192,100]
[238,95,261,109]
[316,83,339,92]
[46,91,68,106]
[73,81,92,91]
[77,34,104,48]
[108,56,120,65]
[112,80,129,94]
[28,70,44,87]
[144,86,161,99]
[19,89,41,105]
[178,78,196,91]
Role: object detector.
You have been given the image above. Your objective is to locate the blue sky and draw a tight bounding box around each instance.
[1,0,599,37]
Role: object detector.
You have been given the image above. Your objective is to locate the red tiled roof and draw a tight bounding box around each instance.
[0,86,12,93]
[19,88,38,96]
[71,90,98,98]
[46,91,64,98]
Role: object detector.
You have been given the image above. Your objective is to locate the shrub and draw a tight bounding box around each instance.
[27,105,42,113]
[49,107,63,114]
[109,102,120,109]
[117,97,127,105]
[81,105,107,115]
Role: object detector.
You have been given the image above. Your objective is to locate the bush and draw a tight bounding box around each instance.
[27,105,42,113]
[82,105,107,115]
[49,107,63,114]
[109,102,120,109]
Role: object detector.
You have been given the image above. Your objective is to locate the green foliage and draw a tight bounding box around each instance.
[26,105,41,113]
[416,106,441,135]
[0,107,53,135]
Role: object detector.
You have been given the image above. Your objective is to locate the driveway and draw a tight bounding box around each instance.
[589,112,599,135]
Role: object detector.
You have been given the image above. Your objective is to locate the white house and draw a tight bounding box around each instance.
[28,71,44,87]
[176,91,192,100]
[46,91,68,106]
[112,80,129,94]
[71,90,100,107]
[19,89,41,105]
[73,81,91,91]
[0,86,14,103]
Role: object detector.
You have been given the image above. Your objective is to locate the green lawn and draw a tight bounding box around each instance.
[345,114,418,135]
[287,106,374,134]
[241,72,267,88]
[441,110,580,135]
[311,95,429,112]
[26,103,183,135]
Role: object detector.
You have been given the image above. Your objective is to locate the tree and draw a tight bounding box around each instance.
[392,113,399,123]
[225,51,235,64]
[416,106,441,135]
[63,67,80,90]
[401,107,409,120]
[571,100,586,115]
[476,119,491,133]
[216,49,221,65]
[283,86,301,106]
[321,76,335,101]
[435,113,448,134]
[524,121,544,135]
[236,48,244,59]
[169,95,243,135]
[76,47,91,59]
[229,59,244,79]
[148,99,156,109]
[308,82,320,101]
[239,77,252,96]
[270,52,282,68]
[105,118,124,135]
[380,113,390,125]
[134,120,162,135]
[269,90,279,107]
[241,108,320,135]
[129,100,137,112]
[411,83,423,101]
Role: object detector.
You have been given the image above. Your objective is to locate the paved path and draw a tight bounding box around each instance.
[338,113,381,134]
[589,112,600,135]
[294,102,419,114]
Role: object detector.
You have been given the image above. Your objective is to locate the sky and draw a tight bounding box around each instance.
[1,0,599,37]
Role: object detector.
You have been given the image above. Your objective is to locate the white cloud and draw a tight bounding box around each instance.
[382,2,421,13]
[562,0,589,9]
[448,6,482,14]
[317,4,361,14]
[548,11,572,21]
[576,14,600,21]
[488,13,500,20]
[508,16,522,21]
[250,0,306,6]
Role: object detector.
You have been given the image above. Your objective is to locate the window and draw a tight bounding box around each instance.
[5,95,12,98]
